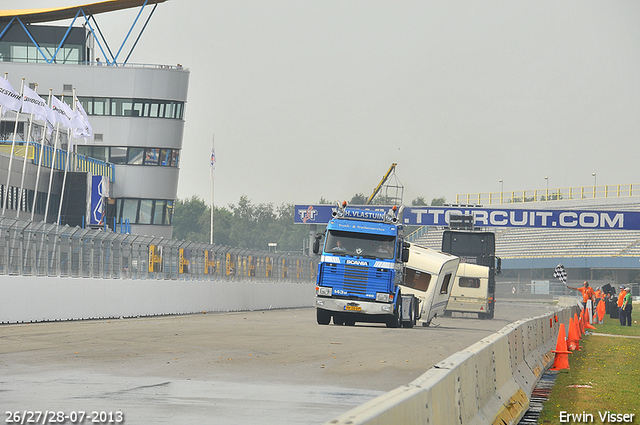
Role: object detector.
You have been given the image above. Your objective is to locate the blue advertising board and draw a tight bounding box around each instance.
[294,204,640,230]
[89,175,106,226]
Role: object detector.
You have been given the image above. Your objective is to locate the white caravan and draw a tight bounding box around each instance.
[399,244,460,326]
[445,262,493,319]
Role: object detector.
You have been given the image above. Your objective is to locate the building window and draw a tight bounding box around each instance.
[127,147,144,165]
[165,200,174,225]
[138,199,153,224]
[116,198,174,225]
[78,97,184,120]
[76,146,107,162]
[6,42,83,64]
[153,200,166,224]
[78,146,180,167]
[144,148,159,165]
[121,199,139,223]
[109,147,127,164]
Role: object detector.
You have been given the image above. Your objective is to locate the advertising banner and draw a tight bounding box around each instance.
[204,250,216,274]
[179,248,191,274]
[148,245,163,272]
[294,204,640,230]
[88,175,107,226]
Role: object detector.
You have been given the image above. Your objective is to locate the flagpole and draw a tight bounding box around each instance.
[44,121,61,223]
[210,133,215,245]
[31,89,52,221]
[0,73,4,119]
[0,75,3,214]
[17,83,38,218]
[16,111,34,218]
[2,78,24,216]
[57,92,74,225]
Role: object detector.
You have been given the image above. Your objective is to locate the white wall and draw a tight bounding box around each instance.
[0,276,315,324]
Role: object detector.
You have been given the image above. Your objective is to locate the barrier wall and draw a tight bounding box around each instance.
[326,305,578,425]
[0,275,315,323]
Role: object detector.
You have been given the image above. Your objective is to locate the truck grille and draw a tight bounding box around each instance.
[344,265,368,293]
[321,263,392,297]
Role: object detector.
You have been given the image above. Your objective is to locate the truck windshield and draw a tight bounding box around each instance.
[324,230,395,260]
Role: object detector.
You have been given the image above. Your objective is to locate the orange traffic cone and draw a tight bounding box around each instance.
[550,323,571,370]
[573,312,584,339]
[578,312,585,335]
[567,317,581,351]
[581,307,597,330]
[597,300,605,324]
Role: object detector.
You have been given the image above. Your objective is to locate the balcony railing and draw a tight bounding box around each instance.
[456,184,640,205]
[0,141,114,182]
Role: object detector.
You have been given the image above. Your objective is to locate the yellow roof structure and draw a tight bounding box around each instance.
[0,0,167,24]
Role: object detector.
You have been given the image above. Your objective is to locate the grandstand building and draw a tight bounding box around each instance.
[409,196,640,297]
[0,0,188,238]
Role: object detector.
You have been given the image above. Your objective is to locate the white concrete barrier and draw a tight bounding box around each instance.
[0,276,315,323]
[326,306,577,425]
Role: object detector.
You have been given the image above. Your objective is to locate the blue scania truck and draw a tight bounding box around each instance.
[313,203,460,328]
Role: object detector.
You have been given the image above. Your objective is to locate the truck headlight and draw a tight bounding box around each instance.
[376,292,391,303]
[317,286,332,297]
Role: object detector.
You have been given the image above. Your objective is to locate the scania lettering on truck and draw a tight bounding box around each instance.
[313,203,459,328]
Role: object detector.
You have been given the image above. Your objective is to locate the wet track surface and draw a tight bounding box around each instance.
[1,301,556,424]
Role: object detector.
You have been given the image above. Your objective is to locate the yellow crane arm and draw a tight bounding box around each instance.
[365,163,397,205]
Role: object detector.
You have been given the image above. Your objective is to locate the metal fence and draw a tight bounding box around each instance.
[0,217,317,281]
[455,183,640,205]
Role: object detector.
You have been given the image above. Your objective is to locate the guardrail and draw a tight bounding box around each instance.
[0,216,316,282]
[326,305,577,425]
[456,184,640,205]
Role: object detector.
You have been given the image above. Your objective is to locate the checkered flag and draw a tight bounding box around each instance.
[554,264,567,285]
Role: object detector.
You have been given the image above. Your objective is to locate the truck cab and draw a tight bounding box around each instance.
[314,204,410,327]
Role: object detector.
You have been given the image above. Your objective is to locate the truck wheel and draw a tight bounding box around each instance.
[402,298,415,328]
[317,308,331,325]
[386,301,401,328]
[443,311,452,318]
[486,310,495,320]
[403,309,414,328]
[333,315,344,326]
[344,318,356,326]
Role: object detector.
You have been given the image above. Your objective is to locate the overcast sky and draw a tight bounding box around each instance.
[18,1,640,208]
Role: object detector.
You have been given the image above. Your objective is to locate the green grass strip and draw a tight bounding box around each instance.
[539,315,639,424]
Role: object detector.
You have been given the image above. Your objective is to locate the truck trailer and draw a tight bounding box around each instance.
[445,262,493,319]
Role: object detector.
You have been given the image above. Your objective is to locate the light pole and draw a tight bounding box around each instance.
[499,179,503,203]
[544,176,548,201]
[592,173,597,197]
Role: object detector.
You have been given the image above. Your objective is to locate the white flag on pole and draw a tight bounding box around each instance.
[50,95,74,128]
[0,78,22,114]
[21,86,50,119]
[72,97,93,139]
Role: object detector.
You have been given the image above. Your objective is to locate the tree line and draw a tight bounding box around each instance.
[172,194,447,251]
